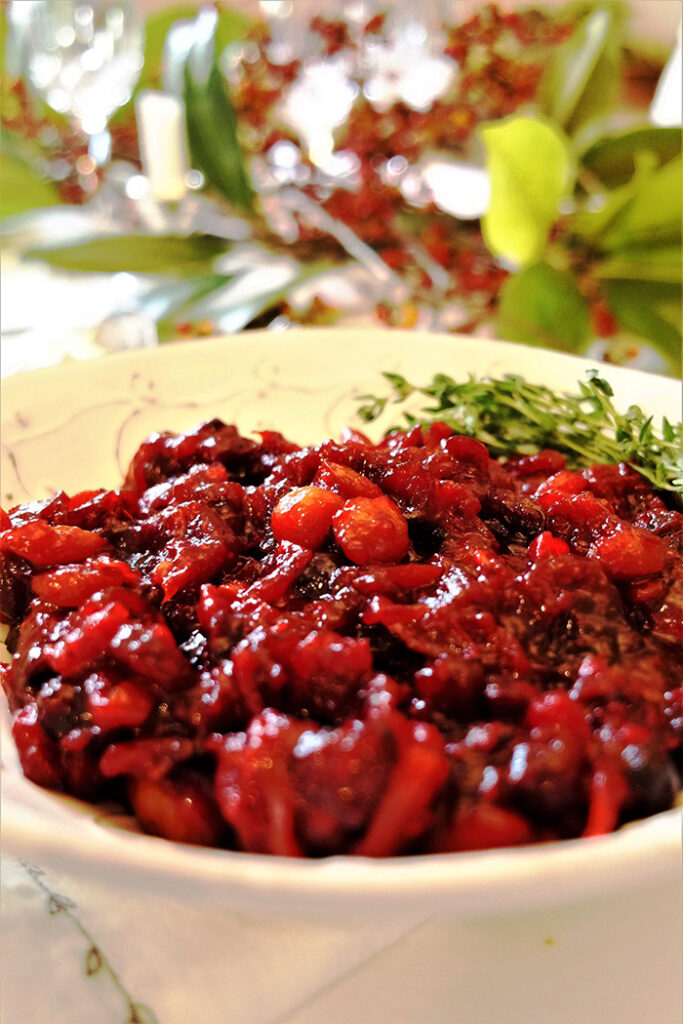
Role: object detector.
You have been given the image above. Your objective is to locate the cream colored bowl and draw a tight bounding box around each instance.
[2,330,681,1023]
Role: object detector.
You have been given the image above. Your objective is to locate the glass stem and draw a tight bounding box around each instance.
[88,128,112,167]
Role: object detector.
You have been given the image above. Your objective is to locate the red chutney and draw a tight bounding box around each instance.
[1,420,681,856]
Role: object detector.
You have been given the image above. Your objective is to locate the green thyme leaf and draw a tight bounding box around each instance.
[383,372,415,401]
[357,395,388,422]
[356,371,683,499]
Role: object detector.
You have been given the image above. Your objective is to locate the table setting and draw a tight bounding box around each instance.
[1,3,682,1023]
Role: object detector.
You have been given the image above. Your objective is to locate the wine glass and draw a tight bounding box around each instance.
[23,1,144,188]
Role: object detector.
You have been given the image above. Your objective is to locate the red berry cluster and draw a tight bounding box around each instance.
[1,417,681,855]
[230,3,573,329]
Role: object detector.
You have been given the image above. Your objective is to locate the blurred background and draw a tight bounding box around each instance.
[1,0,681,377]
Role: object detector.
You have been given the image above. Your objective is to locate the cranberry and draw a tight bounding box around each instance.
[313,461,381,499]
[333,496,409,565]
[109,621,193,691]
[85,676,154,731]
[271,486,344,548]
[505,725,586,831]
[528,532,570,560]
[31,557,140,607]
[0,520,108,566]
[212,709,306,856]
[12,702,62,789]
[354,714,449,856]
[588,526,666,582]
[447,803,533,851]
[291,719,393,853]
[99,736,194,781]
[129,772,224,846]
[289,629,372,722]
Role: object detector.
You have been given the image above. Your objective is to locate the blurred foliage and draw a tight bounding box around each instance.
[481,116,573,268]
[538,5,623,133]
[497,262,591,353]
[116,4,253,113]
[179,11,255,214]
[480,3,681,374]
[580,125,681,186]
[0,144,60,218]
[23,234,229,275]
[1,1,681,372]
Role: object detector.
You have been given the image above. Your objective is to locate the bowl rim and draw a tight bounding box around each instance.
[3,771,680,913]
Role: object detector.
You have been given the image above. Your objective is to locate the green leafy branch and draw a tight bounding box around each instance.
[479,4,682,373]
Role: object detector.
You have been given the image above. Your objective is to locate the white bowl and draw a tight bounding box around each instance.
[2,330,681,1022]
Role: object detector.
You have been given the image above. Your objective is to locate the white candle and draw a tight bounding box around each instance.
[135,90,189,202]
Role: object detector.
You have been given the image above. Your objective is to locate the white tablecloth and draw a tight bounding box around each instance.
[2,852,681,1024]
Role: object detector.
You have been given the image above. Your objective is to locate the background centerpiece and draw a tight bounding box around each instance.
[1,0,681,374]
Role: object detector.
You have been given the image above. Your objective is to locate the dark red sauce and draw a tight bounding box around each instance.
[1,419,681,856]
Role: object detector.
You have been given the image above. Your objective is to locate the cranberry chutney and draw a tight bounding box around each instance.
[1,418,681,857]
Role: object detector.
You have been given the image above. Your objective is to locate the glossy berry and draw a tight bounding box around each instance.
[333,496,409,565]
[271,486,344,548]
[588,526,666,581]
[129,773,224,846]
[528,531,570,560]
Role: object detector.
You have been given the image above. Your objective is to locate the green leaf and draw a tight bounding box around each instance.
[539,7,617,130]
[135,272,230,324]
[181,12,255,213]
[604,278,682,375]
[564,23,622,135]
[581,125,682,188]
[154,273,233,340]
[653,295,683,334]
[571,150,682,260]
[383,373,414,401]
[599,156,682,249]
[569,180,640,243]
[596,246,682,284]
[159,258,335,339]
[480,116,573,269]
[0,152,60,219]
[24,234,227,275]
[569,150,657,242]
[497,261,591,353]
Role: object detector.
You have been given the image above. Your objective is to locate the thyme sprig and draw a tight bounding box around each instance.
[357,370,683,499]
